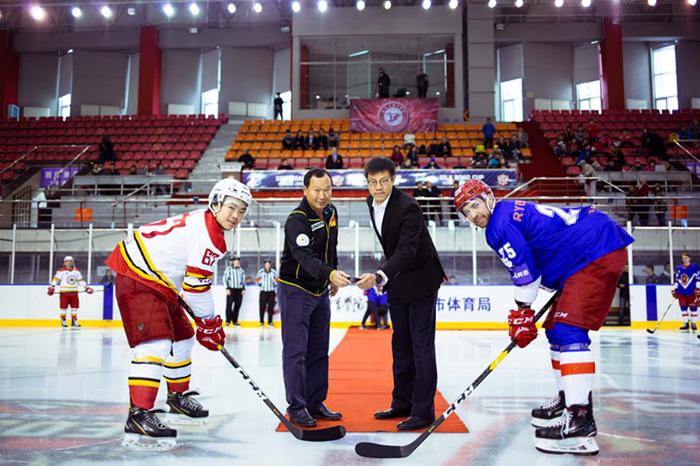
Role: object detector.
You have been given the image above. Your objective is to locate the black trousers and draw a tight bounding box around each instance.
[225,288,244,324]
[418,86,427,98]
[259,290,276,324]
[274,107,283,120]
[362,302,380,327]
[388,291,438,419]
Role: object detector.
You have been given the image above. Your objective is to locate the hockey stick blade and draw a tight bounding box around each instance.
[646,328,655,334]
[354,292,559,459]
[296,424,346,442]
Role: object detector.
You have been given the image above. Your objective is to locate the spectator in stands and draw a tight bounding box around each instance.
[328,128,340,147]
[575,139,593,165]
[425,180,441,225]
[405,145,419,167]
[517,127,529,147]
[413,181,430,222]
[305,130,317,151]
[282,130,295,150]
[89,162,103,176]
[482,117,496,149]
[401,158,414,170]
[578,160,597,199]
[100,269,115,287]
[472,145,488,168]
[660,160,673,172]
[652,184,667,226]
[439,136,452,158]
[553,136,568,157]
[641,128,666,157]
[325,147,344,169]
[575,124,586,145]
[239,149,255,170]
[417,68,429,98]
[631,159,644,172]
[510,134,524,160]
[428,138,442,158]
[562,125,576,145]
[377,67,391,98]
[316,129,329,151]
[294,130,306,150]
[617,265,629,324]
[424,155,441,170]
[98,135,117,163]
[390,145,404,166]
[661,263,672,284]
[274,92,284,120]
[128,166,138,176]
[678,126,693,141]
[689,118,700,138]
[643,265,660,284]
[636,176,651,226]
[403,132,417,150]
[608,146,624,170]
[604,159,617,172]
[449,180,460,221]
[278,158,294,170]
[619,129,634,148]
[585,118,599,142]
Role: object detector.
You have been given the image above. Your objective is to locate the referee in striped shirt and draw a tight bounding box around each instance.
[223,256,245,327]
[256,260,278,327]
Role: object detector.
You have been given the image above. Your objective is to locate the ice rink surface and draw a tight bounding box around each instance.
[1,326,699,466]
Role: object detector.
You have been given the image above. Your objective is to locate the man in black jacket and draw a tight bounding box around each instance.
[357,157,446,431]
[278,168,352,427]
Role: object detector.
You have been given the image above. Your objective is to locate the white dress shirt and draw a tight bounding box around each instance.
[372,196,390,285]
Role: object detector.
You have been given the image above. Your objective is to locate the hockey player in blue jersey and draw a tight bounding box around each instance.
[673,252,700,332]
[454,179,634,456]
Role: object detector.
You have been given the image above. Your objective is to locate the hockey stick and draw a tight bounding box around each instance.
[176,295,345,442]
[646,301,675,335]
[354,292,559,459]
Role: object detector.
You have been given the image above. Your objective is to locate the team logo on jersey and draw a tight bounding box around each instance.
[680,274,689,286]
[296,234,310,247]
[201,248,219,266]
[329,214,336,227]
[66,275,77,285]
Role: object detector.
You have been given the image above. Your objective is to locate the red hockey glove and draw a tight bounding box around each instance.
[508,308,538,348]
[194,315,225,351]
[47,287,55,296]
[85,287,94,294]
[671,289,678,299]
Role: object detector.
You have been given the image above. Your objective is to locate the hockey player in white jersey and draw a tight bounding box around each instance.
[105,178,251,450]
[48,256,93,328]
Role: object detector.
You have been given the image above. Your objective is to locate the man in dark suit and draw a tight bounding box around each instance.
[357,156,446,431]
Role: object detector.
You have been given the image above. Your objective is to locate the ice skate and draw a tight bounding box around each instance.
[534,401,598,456]
[166,390,209,425]
[679,322,690,332]
[71,319,81,328]
[691,322,697,333]
[61,320,68,328]
[531,391,565,428]
[122,407,177,451]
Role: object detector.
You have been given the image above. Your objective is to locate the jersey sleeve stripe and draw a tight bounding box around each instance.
[186,265,213,278]
[182,283,210,293]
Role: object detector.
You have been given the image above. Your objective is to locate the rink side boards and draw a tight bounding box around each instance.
[0,284,684,329]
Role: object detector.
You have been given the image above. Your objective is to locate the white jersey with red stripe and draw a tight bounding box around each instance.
[111,209,228,319]
[51,267,86,292]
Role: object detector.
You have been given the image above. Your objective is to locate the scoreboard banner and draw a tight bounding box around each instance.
[350,98,438,133]
[242,169,517,190]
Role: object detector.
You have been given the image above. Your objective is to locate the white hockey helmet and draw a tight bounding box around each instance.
[64,256,74,263]
[208,178,252,212]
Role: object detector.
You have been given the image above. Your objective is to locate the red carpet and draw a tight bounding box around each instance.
[277,327,468,433]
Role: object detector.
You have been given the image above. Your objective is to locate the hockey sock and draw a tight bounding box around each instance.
[681,307,689,323]
[559,343,595,407]
[164,336,194,394]
[550,345,564,392]
[129,339,171,410]
[690,309,697,324]
[60,310,66,322]
[71,311,78,322]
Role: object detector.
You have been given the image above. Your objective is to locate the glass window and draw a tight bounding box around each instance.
[500,78,522,122]
[652,45,678,112]
[58,94,71,119]
[576,80,600,113]
[201,89,219,117]
[300,36,455,109]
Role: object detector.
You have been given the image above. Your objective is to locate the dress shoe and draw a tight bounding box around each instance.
[374,407,412,420]
[287,408,317,427]
[397,416,434,431]
[309,403,342,420]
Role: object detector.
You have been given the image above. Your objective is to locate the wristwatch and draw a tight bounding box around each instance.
[374,272,384,285]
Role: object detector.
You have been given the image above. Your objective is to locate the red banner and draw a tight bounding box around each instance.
[350,98,438,133]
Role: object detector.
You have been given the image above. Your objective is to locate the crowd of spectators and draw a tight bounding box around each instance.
[281,128,340,151]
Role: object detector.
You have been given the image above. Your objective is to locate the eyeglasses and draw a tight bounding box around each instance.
[367,178,393,187]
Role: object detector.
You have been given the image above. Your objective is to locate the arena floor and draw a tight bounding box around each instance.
[0,326,698,466]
